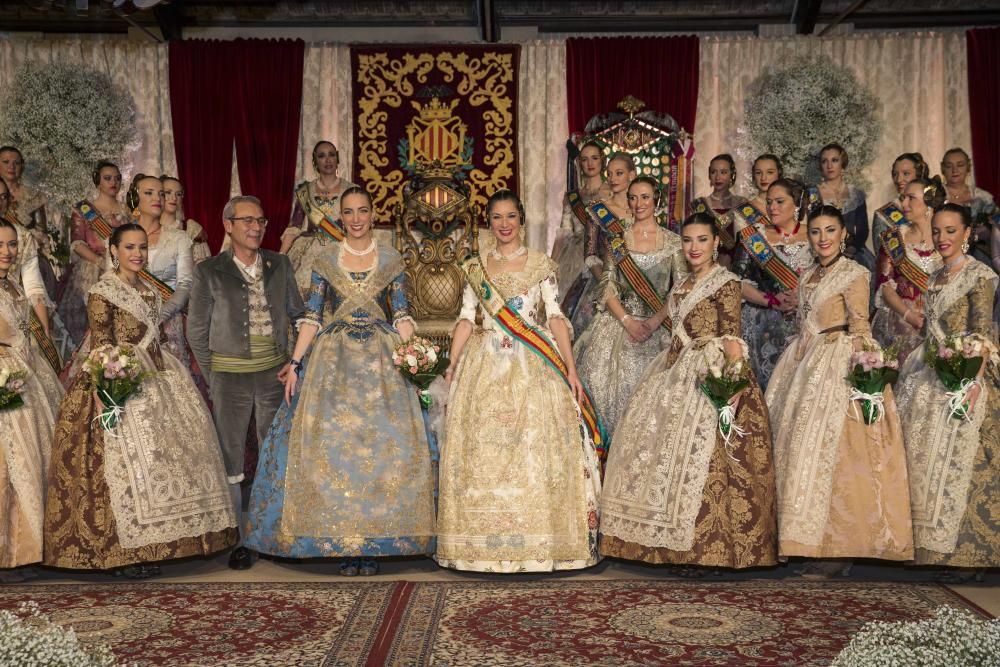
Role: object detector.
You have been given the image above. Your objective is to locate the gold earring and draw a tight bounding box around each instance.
[840,240,847,253]
[712,247,719,262]
[962,240,970,254]
[112,255,120,270]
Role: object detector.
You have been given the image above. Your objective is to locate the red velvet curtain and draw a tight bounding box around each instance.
[169,39,304,252]
[233,39,305,251]
[566,36,699,135]
[168,40,238,254]
[967,27,1000,199]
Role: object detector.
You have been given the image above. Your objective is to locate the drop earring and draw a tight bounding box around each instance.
[712,247,719,262]
[961,240,970,254]
[112,255,120,270]
[839,240,847,254]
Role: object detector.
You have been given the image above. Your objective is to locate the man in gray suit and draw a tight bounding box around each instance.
[188,195,304,570]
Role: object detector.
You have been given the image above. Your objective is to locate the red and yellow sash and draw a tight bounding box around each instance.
[732,203,799,291]
[691,197,736,248]
[879,209,930,293]
[588,201,671,333]
[460,256,608,458]
[296,184,344,243]
[75,201,174,301]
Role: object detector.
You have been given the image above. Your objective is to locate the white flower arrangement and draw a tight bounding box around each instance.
[0,61,138,212]
[737,54,881,191]
[0,602,124,666]
[831,606,1000,667]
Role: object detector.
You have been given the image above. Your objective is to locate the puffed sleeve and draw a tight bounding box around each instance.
[388,272,417,330]
[874,244,896,309]
[160,235,193,321]
[968,276,997,339]
[70,209,89,253]
[298,270,326,329]
[16,229,49,308]
[597,255,619,308]
[584,217,603,270]
[458,282,478,324]
[542,270,569,322]
[87,292,115,348]
[844,273,872,335]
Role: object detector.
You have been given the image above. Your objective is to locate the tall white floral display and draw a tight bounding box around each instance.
[737,54,882,189]
[0,61,138,212]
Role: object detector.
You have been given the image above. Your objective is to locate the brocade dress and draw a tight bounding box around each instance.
[600,266,778,567]
[43,273,237,569]
[766,259,913,560]
[732,226,814,389]
[871,238,941,364]
[895,258,1000,567]
[59,200,129,343]
[146,226,197,376]
[0,279,63,568]
[553,181,611,308]
[436,249,602,572]
[163,217,211,263]
[243,245,436,558]
[574,225,682,436]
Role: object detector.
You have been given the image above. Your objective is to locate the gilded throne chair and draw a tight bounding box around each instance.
[393,164,480,347]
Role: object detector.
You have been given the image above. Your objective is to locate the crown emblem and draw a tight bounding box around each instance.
[411,97,460,121]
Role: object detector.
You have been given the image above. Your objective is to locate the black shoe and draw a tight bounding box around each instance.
[228,546,254,570]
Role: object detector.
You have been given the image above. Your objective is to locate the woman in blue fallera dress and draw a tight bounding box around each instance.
[243,186,436,575]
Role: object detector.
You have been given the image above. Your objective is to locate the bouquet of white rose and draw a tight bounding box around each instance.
[391,336,449,409]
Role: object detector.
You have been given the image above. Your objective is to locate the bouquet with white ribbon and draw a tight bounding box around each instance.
[924,333,989,421]
[83,344,148,432]
[699,357,750,455]
[846,342,899,425]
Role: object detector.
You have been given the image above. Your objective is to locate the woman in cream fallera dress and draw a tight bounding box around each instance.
[436,192,601,573]
[0,222,64,571]
[767,207,913,566]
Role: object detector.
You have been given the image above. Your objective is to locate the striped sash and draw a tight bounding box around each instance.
[75,201,174,301]
[587,201,670,333]
[4,209,61,371]
[460,256,608,458]
[880,212,930,293]
[296,185,344,243]
[732,203,799,291]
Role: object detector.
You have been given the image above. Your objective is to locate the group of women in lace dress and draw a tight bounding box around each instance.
[1,133,997,584]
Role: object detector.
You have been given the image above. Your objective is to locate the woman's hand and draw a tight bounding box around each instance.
[728,388,745,414]
[397,319,415,342]
[443,367,454,387]
[624,318,652,343]
[903,309,925,331]
[567,369,585,404]
[965,382,982,413]
[283,366,299,406]
[777,290,798,313]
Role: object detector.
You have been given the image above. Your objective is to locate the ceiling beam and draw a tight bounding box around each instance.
[791,0,823,35]
[151,1,182,40]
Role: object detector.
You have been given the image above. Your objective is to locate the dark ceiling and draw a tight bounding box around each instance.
[3,1,1000,40]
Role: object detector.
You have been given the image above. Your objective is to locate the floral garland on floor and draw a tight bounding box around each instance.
[0,602,124,666]
[831,606,1000,667]
[737,53,881,190]
[0,61,138,212]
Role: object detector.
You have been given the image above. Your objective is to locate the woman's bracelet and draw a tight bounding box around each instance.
[620,313,633,324]
[763,292,781,309]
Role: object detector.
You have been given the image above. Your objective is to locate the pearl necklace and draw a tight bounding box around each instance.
[489,245,527,262]
[342,239,376,256]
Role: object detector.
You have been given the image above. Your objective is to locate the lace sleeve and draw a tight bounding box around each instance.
[584,216,602,269]
[458,282,478,324]
[297,271,326,329]
[388,272,417,330]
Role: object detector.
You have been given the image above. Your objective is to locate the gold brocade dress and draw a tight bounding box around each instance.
[871,238,942,365]
[44,274,237,569]
[896,258,1000,567]
[436,250,601,573]
[0,279,63,568]
[766,259,913,560]
[574,226,682,436]
[552,181,611,298]
[600,266,778,567]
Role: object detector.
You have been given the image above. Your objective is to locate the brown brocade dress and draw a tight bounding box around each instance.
[600,266,778,567]
[44,274,236,570]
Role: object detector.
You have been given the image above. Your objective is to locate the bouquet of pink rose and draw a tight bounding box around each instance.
[391,336,449,409]
[924,333,990,420]
[0,368,27,411]
[846,342,899,425]
[699,357,750,451]
[83,344,149,431]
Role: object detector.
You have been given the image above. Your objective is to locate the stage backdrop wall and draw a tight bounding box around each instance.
[967,27,1000,201]
[0,37,175,194]
[695,31,971,207]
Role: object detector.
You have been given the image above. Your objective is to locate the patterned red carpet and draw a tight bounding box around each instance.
[0,580,987,666]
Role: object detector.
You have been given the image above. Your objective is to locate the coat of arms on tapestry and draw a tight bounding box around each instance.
[351,45,519,223]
